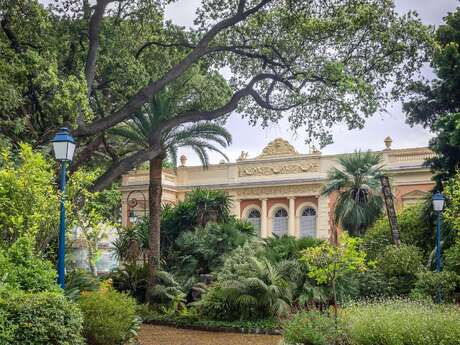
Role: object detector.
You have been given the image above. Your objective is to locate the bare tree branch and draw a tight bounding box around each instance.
[0,15,25,53]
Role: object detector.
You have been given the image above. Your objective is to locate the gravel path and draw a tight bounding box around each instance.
[139,324,282,345]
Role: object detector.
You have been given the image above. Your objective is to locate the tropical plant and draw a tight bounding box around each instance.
[111,93,232,302]
[264,235,323,262]
[322,151,384,237]
[184,188,233,226]
[196,257,293,321]
[112,219,149,265]
[169,219,253,281]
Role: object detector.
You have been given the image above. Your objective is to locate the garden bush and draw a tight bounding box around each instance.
[411,270,459,303]
[264,235,323,262]
[376,244,424,295]
[78,282,140,345]
[342,300,460,345]
[0,236,58,292]
[0,289,84,345]
[283,311,338,345]
[363,204,432,259]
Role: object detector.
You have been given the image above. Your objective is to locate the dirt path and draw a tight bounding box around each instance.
[139,324,282,345]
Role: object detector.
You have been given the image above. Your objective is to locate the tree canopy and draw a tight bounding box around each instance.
[1,0,433,190]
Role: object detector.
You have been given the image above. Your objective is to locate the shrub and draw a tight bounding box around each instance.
[65,269,100,301]
[411,271,460,303]
[283,311,338,345]
[363,204,433,259]
[376,244,424,295]
[0,289,84,345]
[0,236,58,292]
[445,239,460,274]
[342,300,460,345]
[78,282,140,345]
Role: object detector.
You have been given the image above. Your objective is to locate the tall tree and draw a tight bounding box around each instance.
[403,8,460,185]
[111,92,231,302]
[322,151,384,237]
[1,0,432,191]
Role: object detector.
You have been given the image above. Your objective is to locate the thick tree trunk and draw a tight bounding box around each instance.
[146,154,164,303]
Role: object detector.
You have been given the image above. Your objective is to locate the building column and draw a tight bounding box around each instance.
[288,197,296,237]
[233,198,241,219]
[261,198,268,238]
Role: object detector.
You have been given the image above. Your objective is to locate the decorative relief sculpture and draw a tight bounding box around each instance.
[258,138,298,157]
[236,184,320,197]
[239,161,319,177]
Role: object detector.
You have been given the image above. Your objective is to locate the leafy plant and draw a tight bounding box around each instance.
[342,300,460,345]
[0,236,58,292]
[0,289,84,345]
[78,282,140,345]
[411,271,459,303]
[283,311,339,345]
[301,234,367,318]
[376,244,424,295]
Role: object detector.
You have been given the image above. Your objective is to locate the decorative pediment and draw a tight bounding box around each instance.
[258,138,298,158]
[401,190,428,200]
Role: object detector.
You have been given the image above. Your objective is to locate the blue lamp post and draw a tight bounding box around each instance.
[52,128,76,289]
[432,191,445,303]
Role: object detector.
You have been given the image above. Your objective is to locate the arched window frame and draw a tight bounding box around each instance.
[269,205,289,237]
[296,202,318,238]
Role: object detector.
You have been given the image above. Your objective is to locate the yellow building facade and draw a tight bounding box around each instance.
[120,137,435,241]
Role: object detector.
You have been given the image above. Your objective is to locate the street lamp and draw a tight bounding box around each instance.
[432,192,445,273]
[432,191,445,304]
[128,210,138,224]
[52,128,76,289]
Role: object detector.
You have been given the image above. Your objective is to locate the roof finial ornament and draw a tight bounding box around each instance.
[180,155,187,167]
[384,136,393,150]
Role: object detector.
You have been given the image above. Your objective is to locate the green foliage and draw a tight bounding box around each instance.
[283,311,338,345]
[445,241,460,274]
[169,219,253,280]
[411,271,460,303]
[342,300,460,345]
[264,235,324,262]
[403,8,460,183]
[0,289,84,345]
[322,151,383,236]
[161,189,234,254]
[0,236,58,292]
[78,283,140,345]
[64,269,100,301]
[110,263,148,303]
[302,235,367,286]
[112,220,149,265]
[0,144,59,250]
[363,204,433,259]
[376,244,424,295]
[197,257,292,321]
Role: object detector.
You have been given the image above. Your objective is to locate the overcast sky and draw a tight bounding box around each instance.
[164,0,459,164]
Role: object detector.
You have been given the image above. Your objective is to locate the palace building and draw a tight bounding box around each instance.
[120,137,435,241]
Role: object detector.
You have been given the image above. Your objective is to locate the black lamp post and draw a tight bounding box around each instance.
[51,128,76,289]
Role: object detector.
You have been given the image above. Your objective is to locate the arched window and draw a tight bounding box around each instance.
[246,209,261,234]
[272,208,288,236]
[300,207,316,238]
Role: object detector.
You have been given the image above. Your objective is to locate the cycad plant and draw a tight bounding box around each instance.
[322,151,384,237]
[111,91,232,302]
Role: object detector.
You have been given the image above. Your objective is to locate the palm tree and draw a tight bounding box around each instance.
[322,150,384,237]
[111,92,232,302]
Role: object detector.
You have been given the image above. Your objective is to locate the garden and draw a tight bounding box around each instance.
[1,0,460,344]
